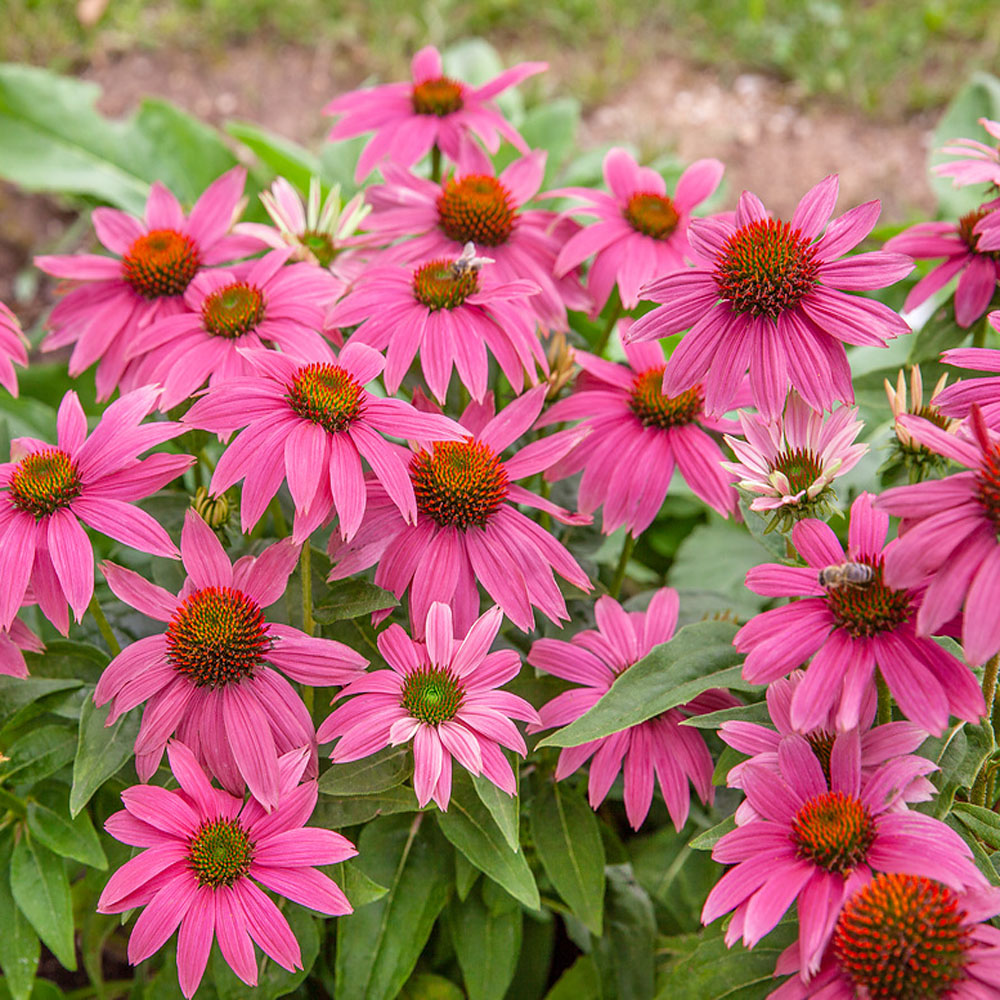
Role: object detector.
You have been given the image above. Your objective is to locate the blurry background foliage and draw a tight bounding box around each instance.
[1,0,999,114]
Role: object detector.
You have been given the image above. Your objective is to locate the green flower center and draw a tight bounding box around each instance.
[623,192,680,240]
[301,230,338,268]
[7,448,83,518]
[834,873,971,1000]
[628,367,703,429]
[188,818,254,888]
[202,282,266,338]
[792,790,876,875]
[412,76,464,116]
[714,218,820,320]
[401,666,464,725]
[437,175,516,247]
[771,447,825,495]
[410,439,510,530]
[166,587,270,688]
[123,228,200,299]
[412,258,479,310]
[286,363,365,434]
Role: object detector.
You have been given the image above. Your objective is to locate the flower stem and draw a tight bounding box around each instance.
[431,144,442,184]
[875,670,892,725]
[974,311,992,349]
[88,594,121,657]
[300,544,314,638]
[609,532,635,600]
[593,291,623,358]
[972,652,1000,806]
[269,495,289,537]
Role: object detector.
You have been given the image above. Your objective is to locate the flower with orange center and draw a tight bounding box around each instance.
[703,730,985,979]
[625,175,913,418]
[540,325,738,534]
[36,168,250,400]
[325,45,545,181]
[95,510,367,809]
[183,341,465,545]
[737,492,984,735]
[0,300,29,398]
[328,386,591,636]
[548,147,724,313]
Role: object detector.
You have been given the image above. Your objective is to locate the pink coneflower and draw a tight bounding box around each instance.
[735,492,984,735]
[768,874,1000,1000]
[539,326,738,533]
[318,602,539,810]
[36,168,251,400]
[328,243,546,403]
[528,589,738,830]
[934,117,1000,189]
[0,616,44,679]
[327,386,592,635]
[624,175,913,418]
[0,301,29,397]
[884,200,1000,326]
[933,342,1000,428]
[720,672,933,824]
[98,741,355,998]
[126,250,338,411]
[363,154,588,330]
[723,391,867,530]
[0,386,191,634]
[879,405,1000,666]
[183,341,463,543]
[703,730,986,978]
[324,45,546,182]
[234,176,372,273]
[94,509,367,808]
[549,148,724,312]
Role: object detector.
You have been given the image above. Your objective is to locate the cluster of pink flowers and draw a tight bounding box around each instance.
[5,45,1000,1000]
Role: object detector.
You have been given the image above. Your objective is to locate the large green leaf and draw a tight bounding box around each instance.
[0,837,39,1000]
[436,772,539,910]
[227,121,321,196]
[313,579,399,623]
[2,724,76,786]
[24,639,109,684]
[0,677,82,719]
[543,956,601,1000]
[319,745,412,796]
[335,814,453,1000]
[922,721,994,817]
[10,835,75,971]
[530,781,605,935]
[70,697,140,817]
[26,787,106,869]
[592,865,656,1000]
[537,622,750,749]
[447,883,522,1000]
[312,785,419,828]
[473,767,520,853]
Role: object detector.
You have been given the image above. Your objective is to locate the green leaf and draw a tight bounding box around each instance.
[922,721,995,817]
[592,865,656,1000]
[507,98,580,184]
[313,579,399,623]
[655,920,796,999]
[530,781,605,935]
[399,974,464,1000]
[335,814,453,1000]
[0,677,82,719]
[23,640,109,684]
[953,802,1000,851]
[473,766,520,853]
[227,120,321,194]
[537,622,750,748]
[455,850,479,902]
[0,837,39,1000]
[543,955,601,1000]
[340,861,390,909]
[680,701,769,730]
[70,698,140,817]
[929,72,1000,218]
[447,883,522,1000]
[687,815,736,852]
[2,724,76,786]
[319,745,412,796]
[10,835,75,971]
[312,784,419,829]
[436,771,539,910]
[503,912,555,1000]
[27,788,107,869]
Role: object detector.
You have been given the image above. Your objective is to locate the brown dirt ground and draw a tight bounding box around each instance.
[0,42,939,320]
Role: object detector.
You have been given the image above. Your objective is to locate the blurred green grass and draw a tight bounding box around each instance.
[1,0,999,114]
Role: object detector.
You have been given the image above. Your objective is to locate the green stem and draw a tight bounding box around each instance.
[876,670,892,726]
[609,532,635,600]
[88,594,121,657]
[593,293,623,358]
[269,495,288,538]
[0,786,26,817]
[300,544,314,638]
[972,653,1000,806]
[974,311,992,349]
[198,448,216,474]
[431,144,442,184]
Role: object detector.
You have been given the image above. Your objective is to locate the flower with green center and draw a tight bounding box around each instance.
[724,391,867,532]
[319,602,540,810]
[99,741,356,998]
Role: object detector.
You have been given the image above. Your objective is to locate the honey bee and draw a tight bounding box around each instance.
[451,242,494,278]
[818,562,874,589]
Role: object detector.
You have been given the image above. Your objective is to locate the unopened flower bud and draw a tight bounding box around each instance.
[192,486,231,530]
